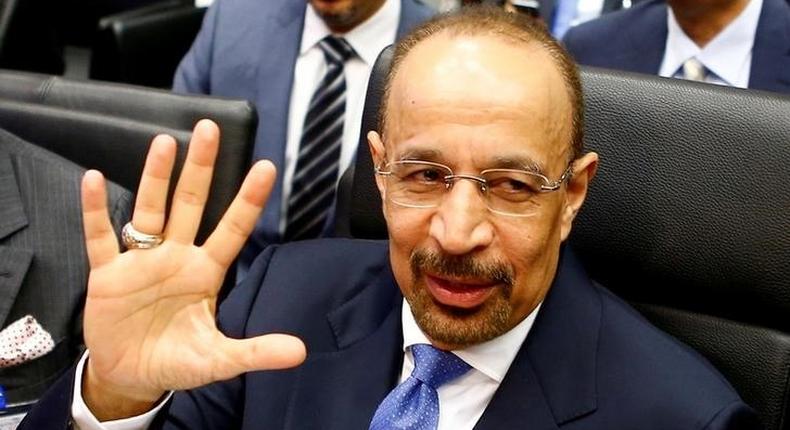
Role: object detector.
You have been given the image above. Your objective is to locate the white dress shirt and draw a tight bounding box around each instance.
[71,352,170,430]
[400,300,540,430]
[71,299,539,430]
[279,0,400,234]
[658,0,762,88]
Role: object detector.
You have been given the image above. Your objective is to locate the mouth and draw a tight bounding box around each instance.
[424,274,498,309]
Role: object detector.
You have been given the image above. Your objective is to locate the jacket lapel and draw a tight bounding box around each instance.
[617,2,667,74]
[475,248,601,429]
[282,263,404,430]
[748,0,790,93]
[473,356,559,430]
[0,150,32,327]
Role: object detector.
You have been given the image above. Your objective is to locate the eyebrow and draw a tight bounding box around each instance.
[490,156,545,175]
[392,148,547,175]
[395,148,443,163]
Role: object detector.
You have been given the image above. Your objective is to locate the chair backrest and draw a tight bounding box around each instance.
[0,69,257,288]
[90,2,206,88]
[336,46,790,430]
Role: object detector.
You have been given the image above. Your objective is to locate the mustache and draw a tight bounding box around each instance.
[410,249,515,288]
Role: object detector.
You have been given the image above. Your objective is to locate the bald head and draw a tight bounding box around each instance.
[379,6,584,161]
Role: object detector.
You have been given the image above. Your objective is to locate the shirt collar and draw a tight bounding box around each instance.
[300,0,400,66]
[401,299,540,383]
[660,0,762,85]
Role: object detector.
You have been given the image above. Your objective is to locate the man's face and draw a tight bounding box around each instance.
[369,34,597,350]
[309,0,386,33]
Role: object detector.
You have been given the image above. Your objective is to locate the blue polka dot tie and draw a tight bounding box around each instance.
[369,344,471,430]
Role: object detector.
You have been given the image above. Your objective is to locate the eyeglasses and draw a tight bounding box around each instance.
[375,160,573,217]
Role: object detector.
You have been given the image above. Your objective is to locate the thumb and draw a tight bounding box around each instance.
[211,333,307,380]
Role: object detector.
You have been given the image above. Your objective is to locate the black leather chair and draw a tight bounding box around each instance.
[336,46,790,430]
[0,69,257,289]
[90,1,205,88]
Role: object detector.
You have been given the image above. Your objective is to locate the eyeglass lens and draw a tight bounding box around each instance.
[383,161,549,216]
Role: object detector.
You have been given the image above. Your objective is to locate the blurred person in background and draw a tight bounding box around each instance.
[563,0,790,93]
[173,0,434,279]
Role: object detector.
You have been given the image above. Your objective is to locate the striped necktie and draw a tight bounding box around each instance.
[369,344,471,430]
[285,36,354,241]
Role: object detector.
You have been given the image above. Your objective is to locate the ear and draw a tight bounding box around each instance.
[368,131,387,198]
[560,152,599,241]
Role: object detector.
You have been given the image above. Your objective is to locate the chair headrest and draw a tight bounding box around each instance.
[348,46,393,239]
[571,68,790,332]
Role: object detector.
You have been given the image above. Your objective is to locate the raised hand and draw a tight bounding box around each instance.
[80,120,306,420]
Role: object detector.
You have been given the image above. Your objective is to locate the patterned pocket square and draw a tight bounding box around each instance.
[0,315,55,368]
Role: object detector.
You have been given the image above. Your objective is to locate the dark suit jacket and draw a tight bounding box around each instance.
[21,239,760,429]
[0,129,132,404]
[562,0,790,94]
[172,0,435,270]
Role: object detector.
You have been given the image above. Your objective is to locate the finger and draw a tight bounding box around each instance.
[165,119,220,244]
[212,334,307,381]
[202,160,276,268]
[132,135,177,235]
[82,170,120,268]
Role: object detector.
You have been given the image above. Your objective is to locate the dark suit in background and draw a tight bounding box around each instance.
[562,0,790,94]
[22,240,759,429]
[172,0,434,260]
[0,129,132,404]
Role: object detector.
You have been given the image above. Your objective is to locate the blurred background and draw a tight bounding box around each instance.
[0,0,643,88]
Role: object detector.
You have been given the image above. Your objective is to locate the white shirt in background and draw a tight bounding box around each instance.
[659,0,762,88]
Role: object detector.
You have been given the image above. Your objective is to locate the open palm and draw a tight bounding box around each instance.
[79,120,305,419]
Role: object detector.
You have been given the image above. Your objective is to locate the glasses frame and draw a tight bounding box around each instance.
[375,159,574,217]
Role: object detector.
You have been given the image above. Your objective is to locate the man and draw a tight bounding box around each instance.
[0,129,131,409]
[562,0,790,93]
[173,0,434,276]
[21,7,758,430]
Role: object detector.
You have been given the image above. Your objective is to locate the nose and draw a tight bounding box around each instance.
[429,179,494,255]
